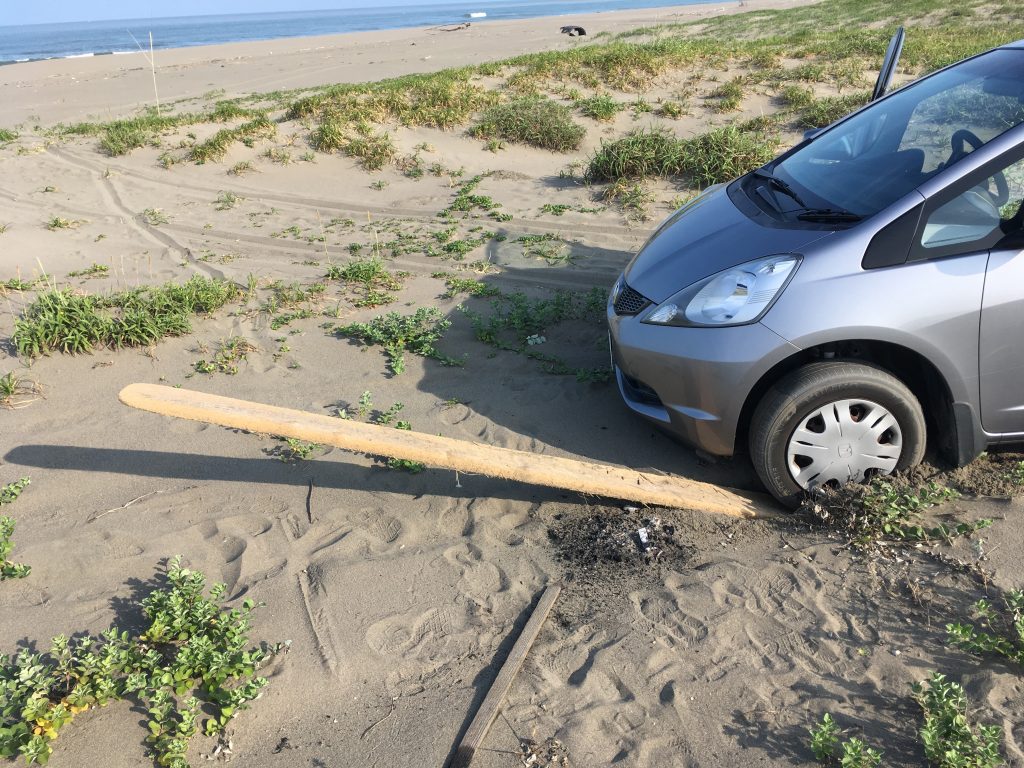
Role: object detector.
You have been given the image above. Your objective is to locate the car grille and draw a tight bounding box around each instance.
[613,283,651,315]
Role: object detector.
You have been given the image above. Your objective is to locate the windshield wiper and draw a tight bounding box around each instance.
[795,208,862,222]
[752,168,808,208]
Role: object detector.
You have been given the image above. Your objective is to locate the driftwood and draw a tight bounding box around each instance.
[446,583,562,768]
[119,384,765,517]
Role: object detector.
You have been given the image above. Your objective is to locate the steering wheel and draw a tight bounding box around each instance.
[949,129,1010,207]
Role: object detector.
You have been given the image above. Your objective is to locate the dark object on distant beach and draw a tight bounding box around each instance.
[560,25,586,37]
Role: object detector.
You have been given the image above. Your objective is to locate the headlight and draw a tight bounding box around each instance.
[609,274,625,305]
[642,254,800,327]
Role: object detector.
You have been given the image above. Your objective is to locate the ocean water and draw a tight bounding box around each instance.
[0,0,714,64]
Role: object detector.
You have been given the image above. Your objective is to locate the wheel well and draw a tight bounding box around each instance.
[736,340,958,461]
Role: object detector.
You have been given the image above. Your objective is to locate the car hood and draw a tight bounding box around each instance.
[623,185,834,304]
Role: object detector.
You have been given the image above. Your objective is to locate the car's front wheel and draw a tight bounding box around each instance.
[749,361,926,507]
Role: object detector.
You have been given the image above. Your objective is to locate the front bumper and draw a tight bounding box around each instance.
[608,302,798,456]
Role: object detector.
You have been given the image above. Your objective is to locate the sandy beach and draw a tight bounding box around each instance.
[3,0,1024,766]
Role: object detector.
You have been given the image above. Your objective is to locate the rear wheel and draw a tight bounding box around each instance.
[749,361,926,507]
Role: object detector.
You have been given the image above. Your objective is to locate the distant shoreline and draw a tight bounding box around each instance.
[0,0,817,126]
[0,0,728,65]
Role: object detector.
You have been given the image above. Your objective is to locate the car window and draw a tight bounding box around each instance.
[900,82,1024,174]
[921,156,1024,250]
[773,49,1024,219]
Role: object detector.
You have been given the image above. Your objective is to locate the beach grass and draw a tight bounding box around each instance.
[470,96,586,152]
[13,276,239,357]
[586,125,778,186]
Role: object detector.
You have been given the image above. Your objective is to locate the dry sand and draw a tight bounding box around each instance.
[3,2,1024,767]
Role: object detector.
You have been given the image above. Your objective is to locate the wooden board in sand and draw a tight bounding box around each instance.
[119,383,765,518]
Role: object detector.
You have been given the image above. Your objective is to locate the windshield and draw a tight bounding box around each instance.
[771,48,1024,218]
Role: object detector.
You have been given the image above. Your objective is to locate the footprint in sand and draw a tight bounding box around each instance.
[368,514,402,544]
[744,621,851,678]
[745,565,818,624]
[632,593,708,649]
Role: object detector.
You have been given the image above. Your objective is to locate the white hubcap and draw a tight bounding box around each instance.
[786,398,902,490]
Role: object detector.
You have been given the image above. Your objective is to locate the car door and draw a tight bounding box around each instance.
[980,238,1024,435]
[909,149,1024,436]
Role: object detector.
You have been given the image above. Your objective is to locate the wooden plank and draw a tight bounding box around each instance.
[447,583,562,768]
[118,383,766,517]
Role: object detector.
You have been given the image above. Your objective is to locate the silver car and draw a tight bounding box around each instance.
[608,31,1024,505]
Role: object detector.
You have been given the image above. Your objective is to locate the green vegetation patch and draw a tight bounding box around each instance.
[336,307,461,375]
[586,126,778,186]
[13,276,239,357]
[464,288,610,382]
[0,557,279,766]
[0,478,31,580]
[470,96,586,152]
[948,588,1024,667]
[0,129,18,143]
[913,672,1002,768]
[577,94,625,121]
[809,713,881,767]
[805,476,991,551]
[189,115,276,164]
[289,68,494,130]
[797,91,872,129]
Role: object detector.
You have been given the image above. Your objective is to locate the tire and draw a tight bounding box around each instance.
[749,361,926,508]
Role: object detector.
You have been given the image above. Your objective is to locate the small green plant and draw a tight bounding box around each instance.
[263,146,292,164]
[45,217,80,231]
[0,515,30,580]
[341,124,396,171]
[483,139,506,153]
[518,234,572,266]
[0,477,29,506]
[810,714,840,761]
[213,191,242,210]
[67,263,109,279]
[336,307,460,375]
[0,372,41,409]
[603,179,655,221]
[0,129,18,143]
[326,257,404,305]
[913,673,1003,768]
[659,100,686,119]
[577,94,624,121]
[142,208,169,226]
[268,437,321,462]
[471,96,586,152]
[0,557,277,765]
[948,589,1024,667]
[228,161,255,176]
[194,337,257,375]
[0,478,31,579]
[438,175,505,220]
[370,179,389,190]
[435,274,500,298]
[807,477,985,550]
[464,287,608,382]
[809,714,881,767]
[708,77,746,112]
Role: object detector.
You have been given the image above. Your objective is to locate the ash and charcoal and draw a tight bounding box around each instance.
[520,736,570,766]
[548,505,689,569]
